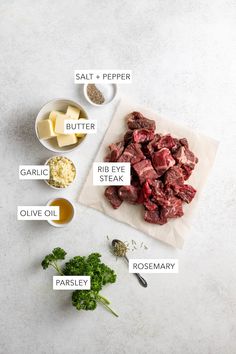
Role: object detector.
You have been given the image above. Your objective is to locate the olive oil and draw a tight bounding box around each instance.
[50,198,74,224]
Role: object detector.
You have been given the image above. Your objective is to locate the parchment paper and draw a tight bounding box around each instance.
[78,98,219,248]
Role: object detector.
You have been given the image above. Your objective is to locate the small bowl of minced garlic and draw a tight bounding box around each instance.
[44,156,76,189]
[35,98,88,153]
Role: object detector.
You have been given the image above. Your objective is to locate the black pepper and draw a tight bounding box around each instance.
[87,84,105,105]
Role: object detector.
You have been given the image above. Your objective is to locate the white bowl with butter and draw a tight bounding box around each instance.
[35,98,88,153]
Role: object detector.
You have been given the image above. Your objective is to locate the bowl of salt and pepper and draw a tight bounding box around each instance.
[83,83,117,106]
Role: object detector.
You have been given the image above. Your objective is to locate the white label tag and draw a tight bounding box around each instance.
[17,206,60,220]
[19,165,50,180]
[93,162,131,186]
[129,259,179,274]
[53,276,91,290]
[74,70,132,84]
[64,119,97,134]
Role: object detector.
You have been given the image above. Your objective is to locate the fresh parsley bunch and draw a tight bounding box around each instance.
[41,248,118,317]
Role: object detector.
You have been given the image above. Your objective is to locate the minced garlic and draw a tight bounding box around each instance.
[47,156,76,188]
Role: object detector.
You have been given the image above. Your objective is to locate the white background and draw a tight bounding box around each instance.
[0,1,236,354]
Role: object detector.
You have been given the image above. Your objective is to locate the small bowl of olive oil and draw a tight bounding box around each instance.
[46,198,75,227]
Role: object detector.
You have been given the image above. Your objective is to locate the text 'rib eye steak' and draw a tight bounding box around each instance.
[104,111,198,225]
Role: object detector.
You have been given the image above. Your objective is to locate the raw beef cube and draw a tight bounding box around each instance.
[141,142,150,157]
[118,143,145,165]
[126,111,144,122]
[181,165,192,180]
[152,148,175,177]
[104,187,123,209]
[144,199,158,211]
[144,209,167,225]
[156,134,176,150]
[171,138,182,153]
[164,185,175,198]
[145,134,161,156]
[173,146,198,170]
[161,197,184,218]
[124,130,133,145]
[138,180,152,203]
[151,180,167,205]
[118,185,139,204]
[133,160,158,184]
[173,184,197,203]
[142,180,152,199]
[105,141,124,162]
[131,173,141,188]
[133,129,155,143]
[127,111,156,130]
[164,166,184,186]
[179,138,189,148]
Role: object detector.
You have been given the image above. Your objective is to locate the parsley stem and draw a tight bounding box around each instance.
[98,294,110,304]
[97,295,119,317]
[51,261,64,276]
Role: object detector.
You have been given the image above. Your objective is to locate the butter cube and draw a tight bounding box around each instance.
[48,111,63,130]
[66,105,80,119]
[57,134,77,147]
[76,132,86,138]
[75,117,86,138]
[55,106,79,134]
[54,113,67,134]
[37,119,56,140]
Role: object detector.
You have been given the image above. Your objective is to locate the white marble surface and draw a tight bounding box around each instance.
[0,1,236,353]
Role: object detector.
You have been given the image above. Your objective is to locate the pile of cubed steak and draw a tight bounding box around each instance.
[104,111,198,225]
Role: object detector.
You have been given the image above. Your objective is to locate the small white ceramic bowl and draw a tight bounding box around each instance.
[83,83,118,106]
[46,198,75,228]
[44,156,76,190]
[35,98,88,153]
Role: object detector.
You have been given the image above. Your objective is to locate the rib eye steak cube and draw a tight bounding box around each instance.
[173,184,197,203]
[133,159,158,184]
[150,180,167,206]
[118,185,139,204]
[164,165,185,186]
[144,209,167,225]
[137,180,153,203]
[161,197,184,218]
[133,129,155,143]
[104,141,124,162]
[124,130,133,146]
[118,143,145,165]
[126,111,156,131]
[104,186,123,209]
[152,148,176,177]
[156,134,176,150]
[144,199,158,211]
[173,146,198,170]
